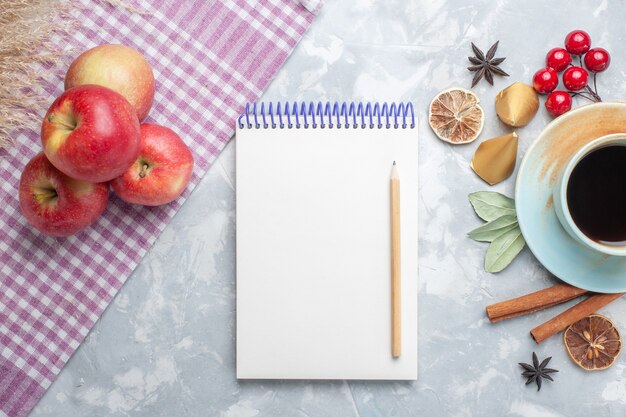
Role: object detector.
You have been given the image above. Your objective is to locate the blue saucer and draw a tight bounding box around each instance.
[516,102,626,293]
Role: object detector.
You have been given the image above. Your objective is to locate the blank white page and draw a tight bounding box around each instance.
[236,122,418,380]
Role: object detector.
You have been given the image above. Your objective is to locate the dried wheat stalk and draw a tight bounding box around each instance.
[0,0,75,150]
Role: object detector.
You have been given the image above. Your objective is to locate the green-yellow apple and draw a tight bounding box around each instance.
[41,84,141,183]
[19,153,109,237]
[110,123,194,206]
[65,44,155,120]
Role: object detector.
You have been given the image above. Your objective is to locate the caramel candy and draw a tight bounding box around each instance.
[471,132,518,185]
[495,82,539,127]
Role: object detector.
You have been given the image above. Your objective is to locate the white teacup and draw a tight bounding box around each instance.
[553,133,626,257]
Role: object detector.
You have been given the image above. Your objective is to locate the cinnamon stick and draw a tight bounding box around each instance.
[486,283,588,323]
[530,292,624,343]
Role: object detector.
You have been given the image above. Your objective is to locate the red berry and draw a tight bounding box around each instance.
[564,30,591,55]
[533,67,559,94]
[545,91,572,117]
[584,48,611,72]
[546,48,572,72]
[563,66,588,91]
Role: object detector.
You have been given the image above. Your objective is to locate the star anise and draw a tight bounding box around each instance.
[519,352,558,391]
[467,41,509,87]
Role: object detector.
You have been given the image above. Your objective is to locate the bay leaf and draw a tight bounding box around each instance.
[468,191,516,221]
[468,215,518,242]
[484,225,526,273]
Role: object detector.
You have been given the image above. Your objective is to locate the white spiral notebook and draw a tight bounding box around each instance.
[236,102,418,380]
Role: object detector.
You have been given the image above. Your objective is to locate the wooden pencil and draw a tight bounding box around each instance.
[391,161,401,358]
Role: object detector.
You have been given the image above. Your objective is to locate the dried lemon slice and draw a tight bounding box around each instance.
[429,87,484,144]
[564,314,622,371]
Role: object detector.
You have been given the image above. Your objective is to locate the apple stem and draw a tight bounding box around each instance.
[139,163,149,178]
[34,190,58,202]
[48,113,76,130]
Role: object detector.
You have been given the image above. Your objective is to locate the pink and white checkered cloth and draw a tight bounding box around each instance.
[0,1,318,416]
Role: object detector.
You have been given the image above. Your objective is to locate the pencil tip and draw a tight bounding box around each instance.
[393,161,396,165]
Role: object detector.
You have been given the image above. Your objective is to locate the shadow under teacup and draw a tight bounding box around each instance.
[553,133,626,256]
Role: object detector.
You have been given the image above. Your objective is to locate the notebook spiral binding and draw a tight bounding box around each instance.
[238,102,415,129]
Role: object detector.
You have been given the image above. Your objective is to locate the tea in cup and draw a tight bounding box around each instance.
[553,133,626,256]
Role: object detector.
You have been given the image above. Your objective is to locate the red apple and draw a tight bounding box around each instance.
[110,123,193,206]
[65,44,155,120]
[19,153,109,237]
[41,84,141,183]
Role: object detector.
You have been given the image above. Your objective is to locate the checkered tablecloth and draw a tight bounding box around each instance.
[0,1,319,416]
